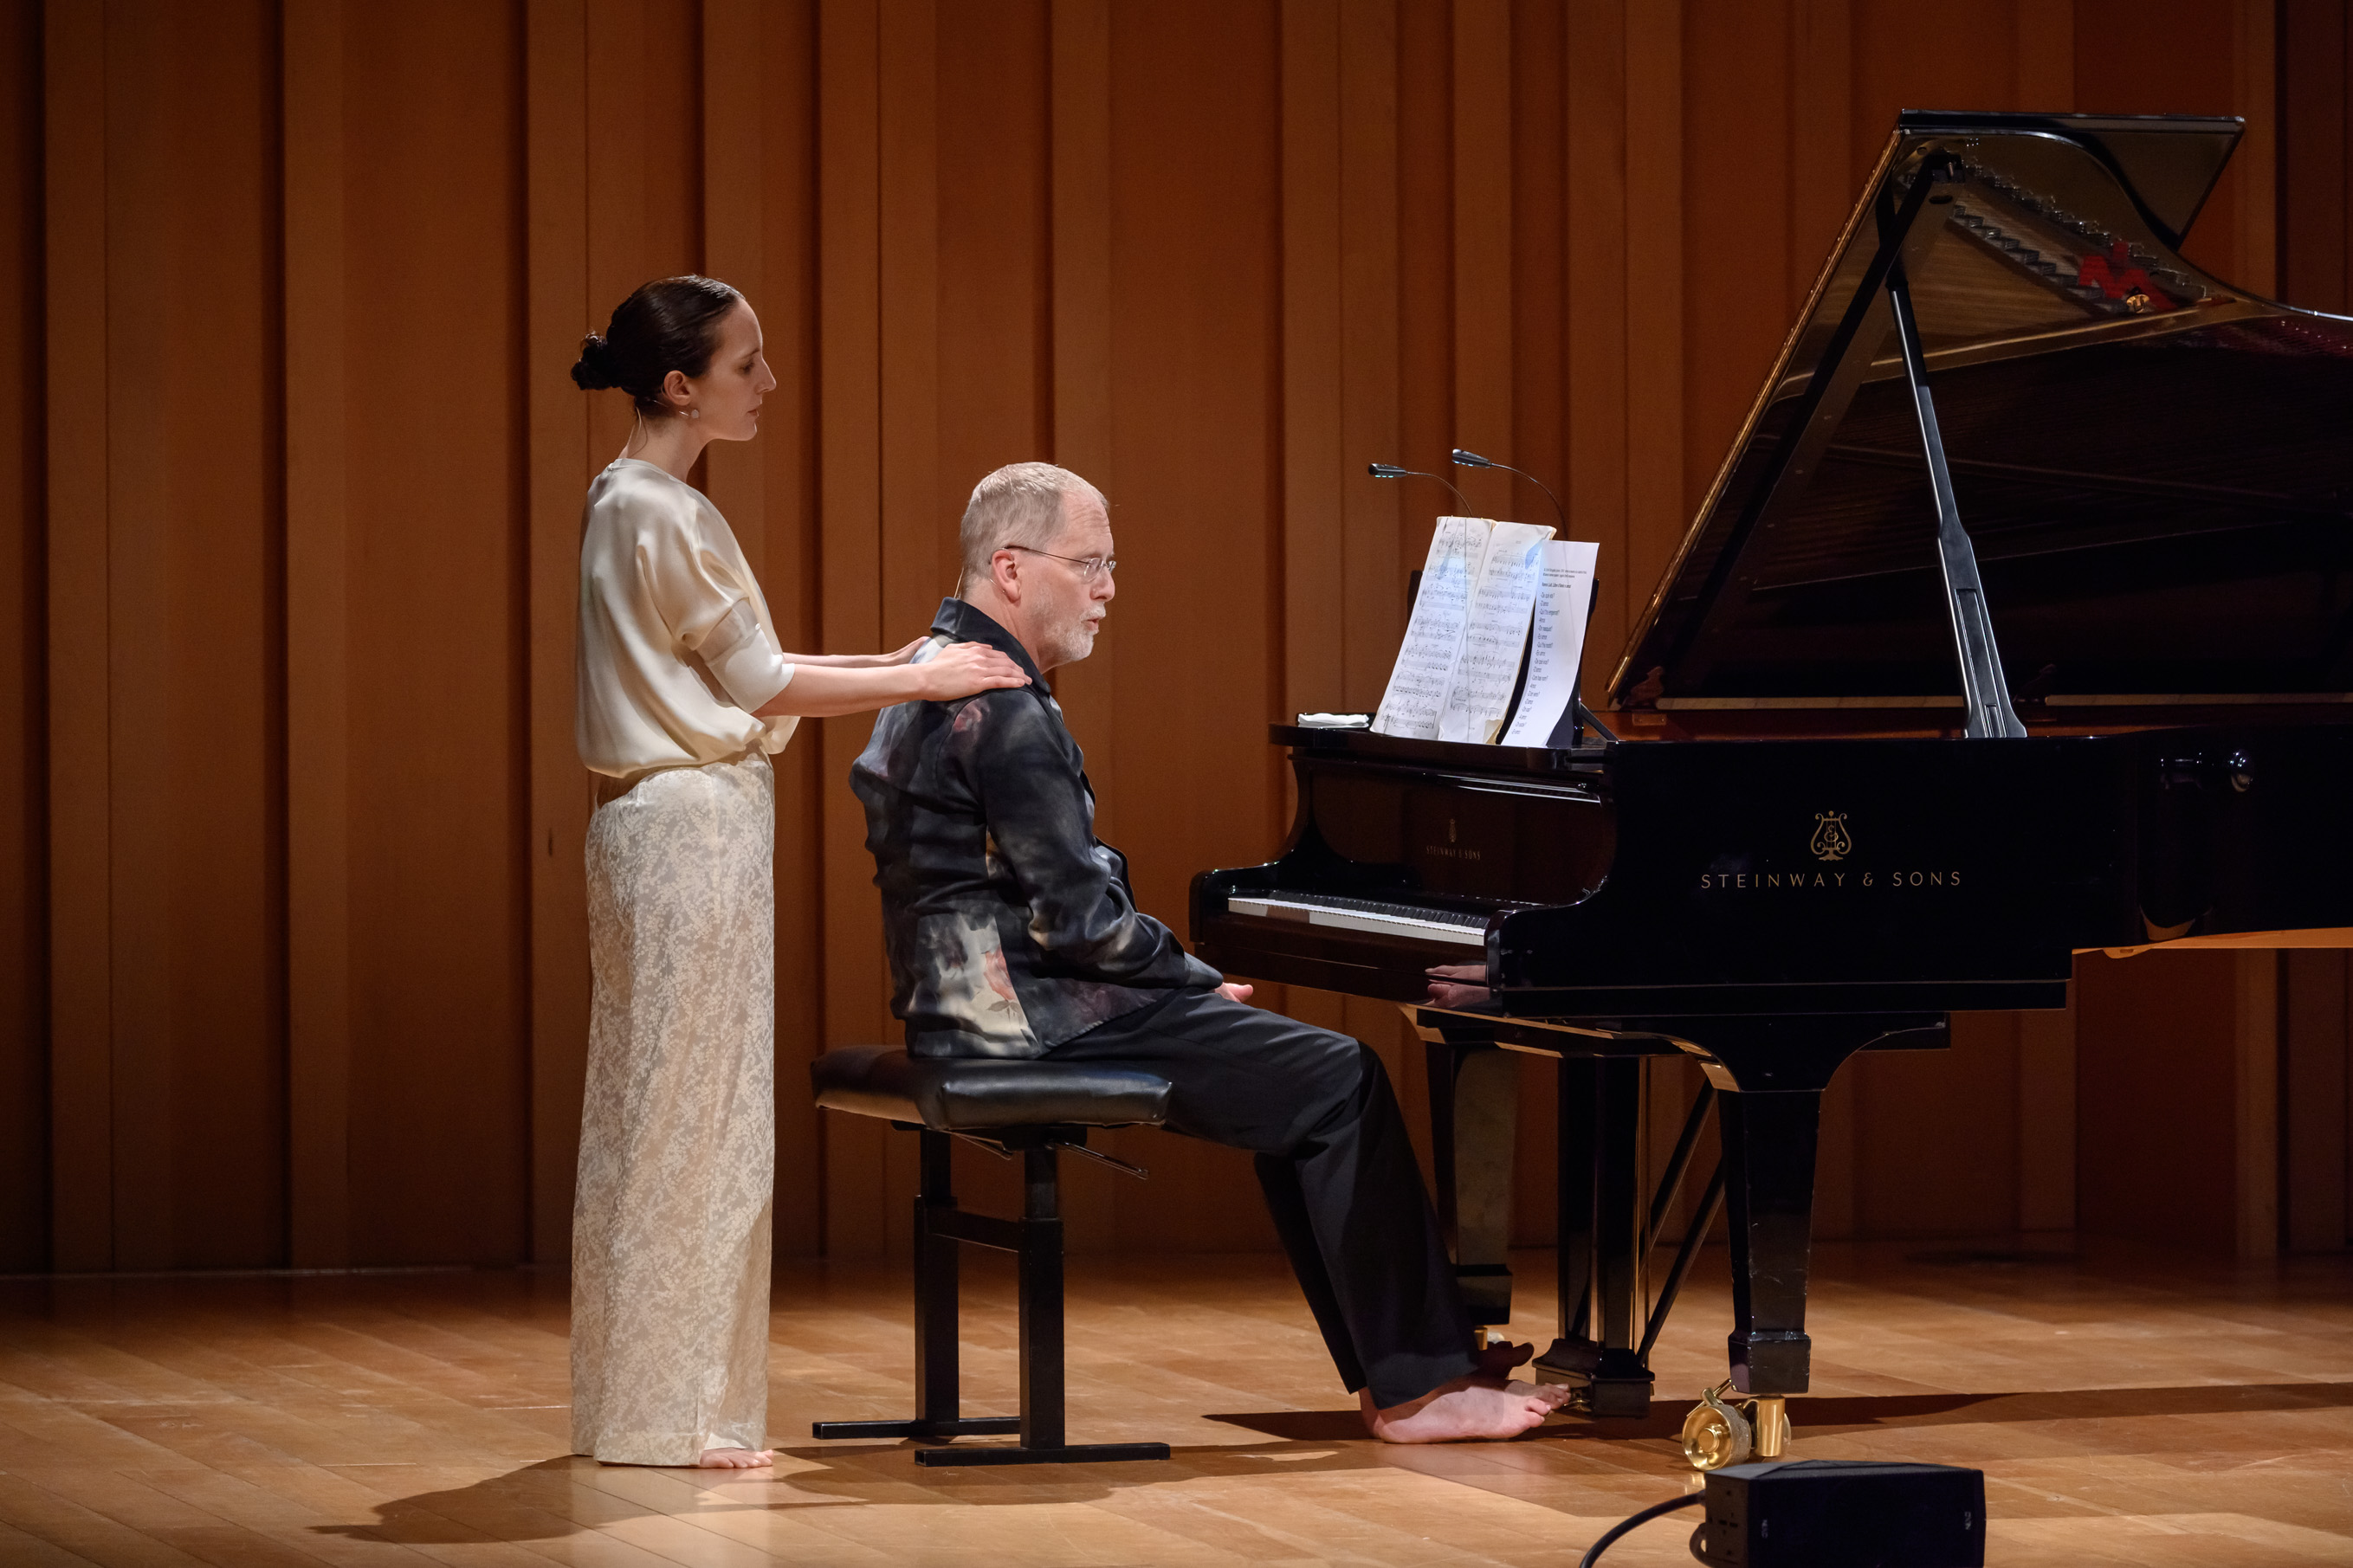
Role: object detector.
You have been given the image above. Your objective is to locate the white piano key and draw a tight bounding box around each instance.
[1225,895,1487,946]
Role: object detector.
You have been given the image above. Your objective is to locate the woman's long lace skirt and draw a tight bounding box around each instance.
[572,752,774,1464]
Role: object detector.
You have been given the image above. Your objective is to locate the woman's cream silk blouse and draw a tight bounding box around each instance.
[576,458,798,780]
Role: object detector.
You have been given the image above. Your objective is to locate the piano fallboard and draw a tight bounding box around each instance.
[1192,720,2353,1019]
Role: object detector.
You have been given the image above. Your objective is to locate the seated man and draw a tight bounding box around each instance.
[850,461,1570,1442]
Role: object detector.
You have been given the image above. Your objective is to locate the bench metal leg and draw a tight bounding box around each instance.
[919,1130,964,1429]
[1019,1141,1063,1449]
[817,1127,1167,1466]
[918,1140,1166,1467]
[813,1131,1021,1442]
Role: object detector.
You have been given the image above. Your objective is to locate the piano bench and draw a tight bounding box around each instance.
[808,1046,1173,1467]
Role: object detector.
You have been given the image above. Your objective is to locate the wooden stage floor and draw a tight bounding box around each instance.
[1,1241,2350,1566]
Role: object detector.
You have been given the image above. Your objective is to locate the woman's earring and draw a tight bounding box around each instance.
[688,407,701,420]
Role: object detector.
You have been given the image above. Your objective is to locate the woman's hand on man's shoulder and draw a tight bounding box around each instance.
[915,641,1030,702]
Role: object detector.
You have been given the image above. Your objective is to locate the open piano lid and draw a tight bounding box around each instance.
[1610,111,2353,712]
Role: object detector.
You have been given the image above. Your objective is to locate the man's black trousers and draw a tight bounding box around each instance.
[1047,986,1478,1408]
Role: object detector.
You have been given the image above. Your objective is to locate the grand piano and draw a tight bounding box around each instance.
[1189,111,2353,1468]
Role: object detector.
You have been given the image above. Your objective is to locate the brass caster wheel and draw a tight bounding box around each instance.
[1680,1382,1751,1471]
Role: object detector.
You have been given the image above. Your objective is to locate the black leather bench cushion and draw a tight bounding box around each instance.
[811,1046,1172,1131]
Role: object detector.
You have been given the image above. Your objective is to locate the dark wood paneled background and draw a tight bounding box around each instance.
[3,0,2350,1274]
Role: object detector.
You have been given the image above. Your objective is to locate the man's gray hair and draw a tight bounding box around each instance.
[958,461,1103,588]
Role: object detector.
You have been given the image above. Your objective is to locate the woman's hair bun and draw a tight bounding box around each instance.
[571,333,619,391]
[572,276,742,413]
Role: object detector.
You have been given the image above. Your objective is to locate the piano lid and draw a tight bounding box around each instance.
[1610,111,2353,710]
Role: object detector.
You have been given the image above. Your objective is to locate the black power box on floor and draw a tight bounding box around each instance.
[1690,1459,1986,1567]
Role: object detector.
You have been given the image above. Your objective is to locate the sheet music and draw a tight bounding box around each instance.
[1438,521,1556,743]
[1371,516,1488,739]
[1498,539,1600,746]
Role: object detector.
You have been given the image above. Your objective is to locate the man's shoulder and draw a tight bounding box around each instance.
[860,683,1061,766]
[941,682,1064,749]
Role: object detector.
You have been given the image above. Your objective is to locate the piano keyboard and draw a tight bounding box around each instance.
[1224,891,1489,946]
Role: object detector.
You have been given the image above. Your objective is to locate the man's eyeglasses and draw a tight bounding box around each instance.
[1000,544,1117,583]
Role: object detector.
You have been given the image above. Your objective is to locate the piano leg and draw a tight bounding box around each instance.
[1717,1087,1821,1397]
[1536,1057,1655,1416]
[1424,1040,1516,1326]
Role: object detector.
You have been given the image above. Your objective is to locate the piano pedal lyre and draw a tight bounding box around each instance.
[1680,1382,1792,1471]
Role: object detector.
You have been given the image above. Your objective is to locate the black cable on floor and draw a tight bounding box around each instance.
[1576,1491,1705,1568]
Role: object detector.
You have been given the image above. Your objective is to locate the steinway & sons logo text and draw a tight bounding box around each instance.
[1696,810,1962,893]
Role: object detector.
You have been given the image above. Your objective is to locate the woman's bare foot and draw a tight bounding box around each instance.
[1360,1375,1573,1442]
[695,1446,775,1468]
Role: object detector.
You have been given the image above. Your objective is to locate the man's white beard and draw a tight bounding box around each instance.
[1039,606,1097,669]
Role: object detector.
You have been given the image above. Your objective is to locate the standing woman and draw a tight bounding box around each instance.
[569,275,1025,1469]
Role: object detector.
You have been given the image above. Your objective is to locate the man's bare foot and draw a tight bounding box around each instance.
[1360,1374,1573,1442]
[695,1447,775,1468]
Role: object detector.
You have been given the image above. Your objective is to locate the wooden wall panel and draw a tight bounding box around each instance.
[103,1,179,1274]
[1684,0,1794,525]
[877,0,943,648]
[585,0,705,472]
[139,0,288,1270]
[701,0,765,566]
[2077,952,2242,1251]
[1086,0,1287,1251]
[1270,0,1352,1105]
[46,0,293,1274]
[1563,0,1628,707]
[2282,0,2351,310]
[2277,5,2353,1253]
[2075,0,2266,288]
[2283,951,2350,1251]
[0,0,43,1272]
[1507,0,1562,544]
[743,0,825,1261]
[44,0,112,1274]
[1790,1,1852,302]
[515,0,708,1268]
[1040,7,1122,1235]
[1336,2,1403,713]
[1044,0,1117,841]
[285,0,353,1269]
[1620,3,1682,611]
[1451,0,1512,522]
[1393,0,1451,552]
[934,0,1051,561]
[339,0,530,1265]
[524,0,591,1269]
[2016,991,2078,1236]
[1283,0,1345,719]
[866,0,947,1255]
[2016,0,2075,111]
[8,0,2341,1274]
[1852,1015,2021,1239]
[816,0,892,1260]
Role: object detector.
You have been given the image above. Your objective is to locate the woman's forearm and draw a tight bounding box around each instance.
[754,662,933,718]
[775,650,895,669]
[755,639,1027,717]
